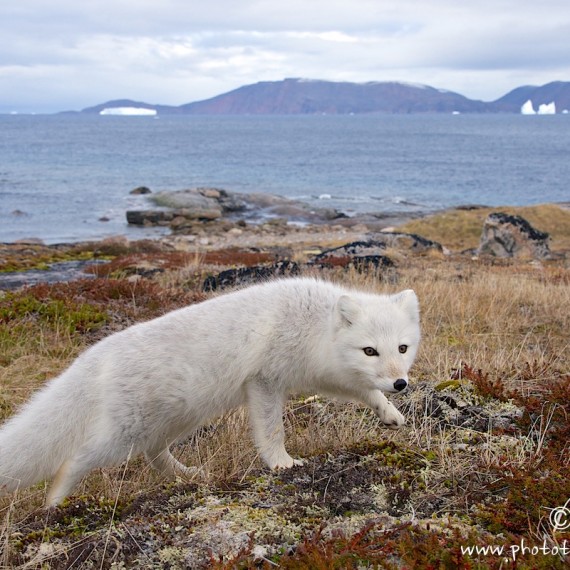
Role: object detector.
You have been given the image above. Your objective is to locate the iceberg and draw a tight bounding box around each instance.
[537,102,556,115]
[521,100,557,115]
[99,107,157,116]
[520,100,536,115]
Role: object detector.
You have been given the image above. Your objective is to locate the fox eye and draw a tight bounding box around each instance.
[398,344,408,354]
[363,347,379,357]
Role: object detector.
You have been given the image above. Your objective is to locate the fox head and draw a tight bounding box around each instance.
[331,289,420,395]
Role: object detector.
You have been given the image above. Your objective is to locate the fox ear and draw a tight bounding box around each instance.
[336,295,362,327]
[391,289,419,323]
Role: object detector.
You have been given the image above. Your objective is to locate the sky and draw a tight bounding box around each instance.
[1,0,569,113]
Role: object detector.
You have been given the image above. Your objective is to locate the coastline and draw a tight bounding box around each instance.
[4,113,570,246]
[6,181,569,249]
[1,198,569,291]
[4,187,429,247]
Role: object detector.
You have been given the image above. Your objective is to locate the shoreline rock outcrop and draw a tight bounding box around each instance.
[126,187,352,230]
[477,212,551,259]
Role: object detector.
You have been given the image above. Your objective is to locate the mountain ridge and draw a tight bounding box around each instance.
[77,78,570,115]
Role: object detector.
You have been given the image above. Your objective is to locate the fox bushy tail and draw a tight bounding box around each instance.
[0,370,89,494]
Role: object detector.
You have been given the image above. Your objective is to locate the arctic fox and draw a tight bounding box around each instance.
[0,278,420,506]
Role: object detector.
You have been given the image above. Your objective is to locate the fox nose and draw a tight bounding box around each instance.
[393,378,408,392]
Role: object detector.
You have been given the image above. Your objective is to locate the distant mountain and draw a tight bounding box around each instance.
[178,78,490,115]
[77,79,570,115]
[492,81,570,113]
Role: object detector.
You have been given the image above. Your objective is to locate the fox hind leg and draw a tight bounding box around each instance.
[48,459,76,506]
[47,440,133,506]
[145,447,201,479]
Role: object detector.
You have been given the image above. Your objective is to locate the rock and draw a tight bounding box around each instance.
[477,212,550,259]
[126,210,175,225]
[408,381,523,433]
[126,188,348,231]
[199,188,221,199]
[310,235,442,270]
[239,192,293,209]
[169,216,190,230]
[151,189,223,218]
[318,208,348,221]
[130,186,152,195]
[310,241,395,270]
[231,191,345,223]
[351,255,395,272]
[366,232,444,254]
[177,207,222,221]
[218,193,247,213]
[127,206,222,226]
[261,205,307,219]
[203,261,300,292]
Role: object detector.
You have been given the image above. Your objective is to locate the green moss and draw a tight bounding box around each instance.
[434,379,463,391]
[0,293,107,334]
[0,249,102,273]
[350,440,428,472]
[424,450,437,462]
[15,496,125,551]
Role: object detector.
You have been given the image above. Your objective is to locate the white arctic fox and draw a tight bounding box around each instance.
[0,278,420,506]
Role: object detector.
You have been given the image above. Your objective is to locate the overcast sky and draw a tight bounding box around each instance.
[1,0,569,113]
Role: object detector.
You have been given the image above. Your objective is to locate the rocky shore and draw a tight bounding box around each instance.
[126,186,422,233]
[1,197,567,292]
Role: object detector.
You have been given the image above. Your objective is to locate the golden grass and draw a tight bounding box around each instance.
[3,258,567,479]
[1,248,569,567]
[398,203,570,252]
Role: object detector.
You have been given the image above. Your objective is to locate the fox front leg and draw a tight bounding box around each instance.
[364,390,406,429]
[246,379,303,469]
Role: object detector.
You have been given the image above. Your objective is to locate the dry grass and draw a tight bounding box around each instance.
[1,244,569,567]
[399,203,570,252]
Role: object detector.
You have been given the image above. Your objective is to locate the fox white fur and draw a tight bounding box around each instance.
[0,278,420,506]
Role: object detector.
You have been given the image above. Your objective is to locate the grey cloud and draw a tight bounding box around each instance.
[1,0,569,112]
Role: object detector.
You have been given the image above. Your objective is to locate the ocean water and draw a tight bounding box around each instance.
[1,113,568,244]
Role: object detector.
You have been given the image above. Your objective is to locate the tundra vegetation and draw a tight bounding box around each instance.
[0,204,569,569]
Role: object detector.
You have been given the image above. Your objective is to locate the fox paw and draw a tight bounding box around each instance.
[376,402,406,429]
[266,453,304,470]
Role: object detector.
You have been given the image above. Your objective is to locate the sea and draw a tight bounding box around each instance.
[1,113,568,244]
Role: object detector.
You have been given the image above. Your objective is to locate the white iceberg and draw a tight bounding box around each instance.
[521,100,536,115]
[99,107,157,116]
[537,102,556,115]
